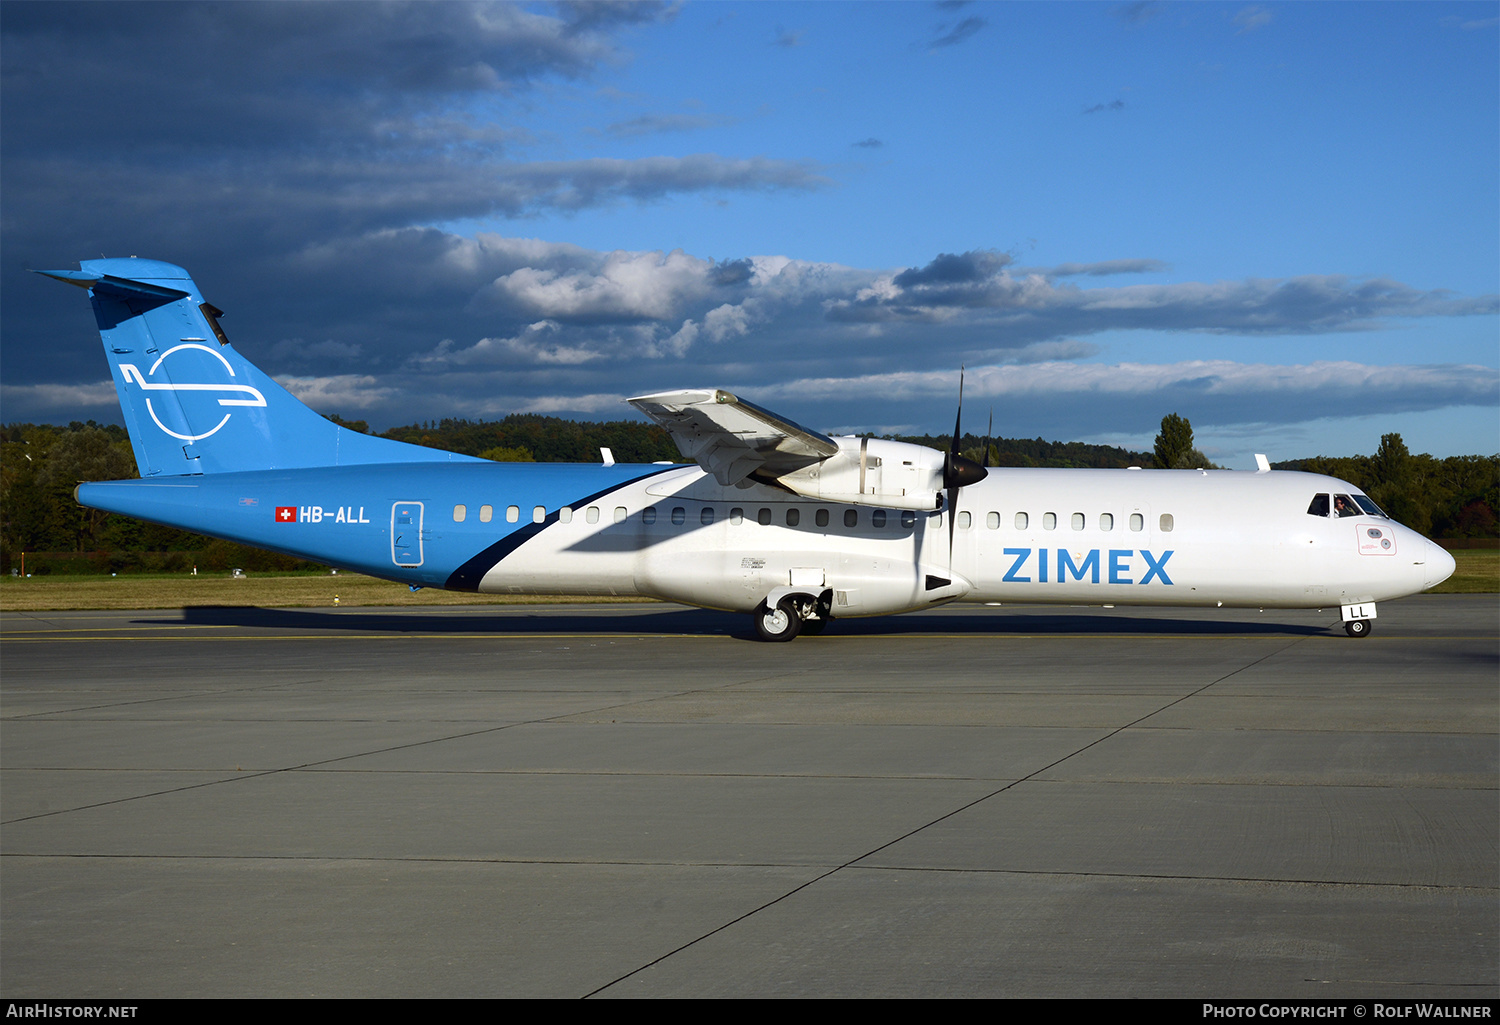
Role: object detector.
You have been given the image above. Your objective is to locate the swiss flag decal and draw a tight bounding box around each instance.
[275,506,297,523]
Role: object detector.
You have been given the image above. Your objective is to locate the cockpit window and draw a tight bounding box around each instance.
[1333,494,1359,517]
[1307,494,1329,517]
[1352,494,1387,517]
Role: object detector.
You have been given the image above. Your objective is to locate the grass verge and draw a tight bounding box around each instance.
[1431,549,1500,594]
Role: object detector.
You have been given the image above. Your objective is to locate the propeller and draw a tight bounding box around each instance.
[942,367,988,571]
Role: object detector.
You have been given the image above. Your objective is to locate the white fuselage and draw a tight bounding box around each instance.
[475,466,1451,616]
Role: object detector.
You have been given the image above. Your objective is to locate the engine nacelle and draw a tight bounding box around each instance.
[773,437,947,511]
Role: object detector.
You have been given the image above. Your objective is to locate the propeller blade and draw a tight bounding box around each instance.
[951,365,965,460]
[942,367,990,572]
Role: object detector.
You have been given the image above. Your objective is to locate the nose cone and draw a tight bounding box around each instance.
[1425,540,1456,590]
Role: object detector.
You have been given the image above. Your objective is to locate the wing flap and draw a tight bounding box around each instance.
[629,389,838,486]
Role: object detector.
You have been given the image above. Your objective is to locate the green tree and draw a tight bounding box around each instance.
[39,427,136,551]
[1366,432,1430,533]
[478,445,535,462]
[1153,413,1215,469]
[1372,433,1412,487]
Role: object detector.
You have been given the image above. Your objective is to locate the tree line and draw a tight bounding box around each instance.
[1150,412,1497,539]
[3,414,1495,574]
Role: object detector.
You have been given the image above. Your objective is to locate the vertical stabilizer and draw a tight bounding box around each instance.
[36,259,476,476]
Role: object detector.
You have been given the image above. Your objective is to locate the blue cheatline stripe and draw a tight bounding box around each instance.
[444,469,672,592]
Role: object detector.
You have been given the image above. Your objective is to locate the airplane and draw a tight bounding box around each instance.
[36,257,1456,640]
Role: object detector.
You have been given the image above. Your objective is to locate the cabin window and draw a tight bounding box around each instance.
[478,504,493,523]
[730,507,744,525]
[1159,513,1174,532]
[1071,513,1085,531]
[585,506,599,524]
[959,511,972,529]
[671,507,686,525]
[507,505,520,523]
[1307,494,1330,517]
[987,511,1000,529]
[1130,513,1143,532]
[533,506,545,523]
[786,508,800,527]
[1043,512,1057,531]
[642,507,656,525]
[1100,513,1113,531]
[844,509,858,528]
[873,510,887,527]
[701,507,715,525]
[1014,512,1027,530]
[453,504,467,523]
[758,508,772,525]
[559,507,573,524]
[815,509,829,528]
[933,512,943,530]
[900,511,916,528]
[615,506,628,524]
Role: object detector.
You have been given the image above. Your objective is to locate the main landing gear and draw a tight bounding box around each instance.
[753,593,829,642]
[755,598,801,642]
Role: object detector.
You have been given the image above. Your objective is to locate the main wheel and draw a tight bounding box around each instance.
[1344,618,1372,638]
[755,599,802,642]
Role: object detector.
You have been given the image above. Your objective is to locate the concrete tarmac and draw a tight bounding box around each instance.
[2,595,1495,998]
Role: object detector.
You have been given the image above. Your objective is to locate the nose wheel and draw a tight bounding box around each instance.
[1344,618,1372,638]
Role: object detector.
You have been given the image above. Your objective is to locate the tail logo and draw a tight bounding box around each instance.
[117,343,267,442]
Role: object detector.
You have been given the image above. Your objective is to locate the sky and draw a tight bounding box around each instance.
[2,0,1496,468]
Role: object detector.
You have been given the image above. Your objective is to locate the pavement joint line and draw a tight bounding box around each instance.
[584,634,1313,997]
[2,851,1496,894]
[0,665,826,825]
[6,766,1489,790]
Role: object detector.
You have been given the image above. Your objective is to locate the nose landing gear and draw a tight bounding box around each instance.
[1340,602,1376,638]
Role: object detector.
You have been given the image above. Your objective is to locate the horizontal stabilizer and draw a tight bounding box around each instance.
[35,268,191,302]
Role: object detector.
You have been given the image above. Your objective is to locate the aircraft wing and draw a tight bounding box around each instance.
[628,389,839,486]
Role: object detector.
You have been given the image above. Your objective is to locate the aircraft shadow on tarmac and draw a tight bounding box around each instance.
[159,604,1336,640]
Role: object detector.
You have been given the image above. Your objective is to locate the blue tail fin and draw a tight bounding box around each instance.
[36,258,475,476]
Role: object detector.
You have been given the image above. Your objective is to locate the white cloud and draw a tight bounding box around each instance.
[703,302,755,342]
[0,381,118,412]
[755,359,1499,405]
[1233,5,1273,33]
[278,374,394,410]
[480,248,713,321]
[414,322,607,367]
